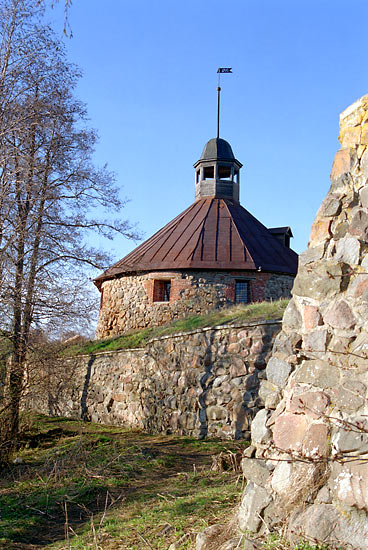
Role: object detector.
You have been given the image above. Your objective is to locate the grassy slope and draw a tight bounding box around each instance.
[0,415,332,550]
[0,415,327,550]
[0,414,245,550]
[64,299,289,357]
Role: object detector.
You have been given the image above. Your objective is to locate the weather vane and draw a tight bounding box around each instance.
[216,67,232,138]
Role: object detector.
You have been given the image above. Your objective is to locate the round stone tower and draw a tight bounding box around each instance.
[94,136,298,338]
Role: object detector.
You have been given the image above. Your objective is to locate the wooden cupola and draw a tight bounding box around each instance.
[193,137,243,203]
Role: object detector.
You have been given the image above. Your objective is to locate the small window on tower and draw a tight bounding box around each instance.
[196,170,200,183]
[235,280,249,304]
[153,280,171,302]
[203,166,214,180]
[218,165,231,180]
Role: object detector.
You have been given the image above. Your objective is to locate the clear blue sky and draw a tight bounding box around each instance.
[47,0,368,265]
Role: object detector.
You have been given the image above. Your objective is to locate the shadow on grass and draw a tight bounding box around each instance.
[0,416,244,548]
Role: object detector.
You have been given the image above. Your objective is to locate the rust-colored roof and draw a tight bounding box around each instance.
[94,198,298,287]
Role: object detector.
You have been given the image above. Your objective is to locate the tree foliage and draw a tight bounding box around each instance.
[0,0,136,459]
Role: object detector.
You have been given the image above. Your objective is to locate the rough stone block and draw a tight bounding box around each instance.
[303,329,328,353]
[303,305,323,330]
[288,504,368,550]
[273,413,309,452]
[333,461,368,509]
[294,360,340,389]
[319,196,342,217]
[302,423,329,457]
[237,482,272,533]
[349,333,368,368]
[258,380,281,409]
[241,458,271,487]
[360,123,368,145]
[288,389,330,418]
[340,125,361,147]
[282,300,302,332]
[228,342,240,353]
[266,356,292,388]
[298,244,325,266]
[334,379,366,412]
[332,416,368,455]
[272,330,301,357]
[244,373,258,390]
[292,262,344,300]
[330,148,353,181]
[334,235,360,264]
[251,409,272,445]
[271,461,293,494]
[360,186,368,207]
[206,405,228,421]
[349,208,368,240]
[309,219,332,245]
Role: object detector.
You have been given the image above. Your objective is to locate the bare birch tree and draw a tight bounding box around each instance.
[0,0,137,460]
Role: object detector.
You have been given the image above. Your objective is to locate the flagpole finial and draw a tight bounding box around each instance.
[216,68,232,139]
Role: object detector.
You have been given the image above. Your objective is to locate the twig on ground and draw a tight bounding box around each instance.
[136,531,154,549]
[24,503,55,518]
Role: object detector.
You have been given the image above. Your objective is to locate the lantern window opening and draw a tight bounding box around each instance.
[203,166,215,180]
[218,164,232,181]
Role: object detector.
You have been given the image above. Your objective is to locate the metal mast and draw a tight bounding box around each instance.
[216,68,232,139]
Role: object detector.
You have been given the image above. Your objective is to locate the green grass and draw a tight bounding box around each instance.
[0,413,247,550]
[262,534,333,550]
[0,413,341,550]
[64,299,288,356]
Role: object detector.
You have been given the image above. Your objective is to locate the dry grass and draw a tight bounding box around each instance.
[0,413,246,550]
[275,461,330,520]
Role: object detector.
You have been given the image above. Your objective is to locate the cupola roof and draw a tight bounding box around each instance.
[200,137,235,162]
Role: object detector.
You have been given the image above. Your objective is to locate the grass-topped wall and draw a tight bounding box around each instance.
[24,301,287,440]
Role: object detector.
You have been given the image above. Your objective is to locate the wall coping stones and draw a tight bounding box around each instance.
[65,319,282,360]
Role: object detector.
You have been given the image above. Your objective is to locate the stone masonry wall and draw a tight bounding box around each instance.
[197,96,368,550]
[96,270,294,338]
[26,320,281,440]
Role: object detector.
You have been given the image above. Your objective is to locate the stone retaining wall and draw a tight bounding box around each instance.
[96,269,293,338]
[26,320,281,440]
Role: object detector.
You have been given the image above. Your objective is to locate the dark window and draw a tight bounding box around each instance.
[203,166,214,180]
[235,280,249,304]
[153,280,171,302]
[218,165,231,180]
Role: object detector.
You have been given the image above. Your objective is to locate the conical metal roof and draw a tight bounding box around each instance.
[94,198,298,287]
